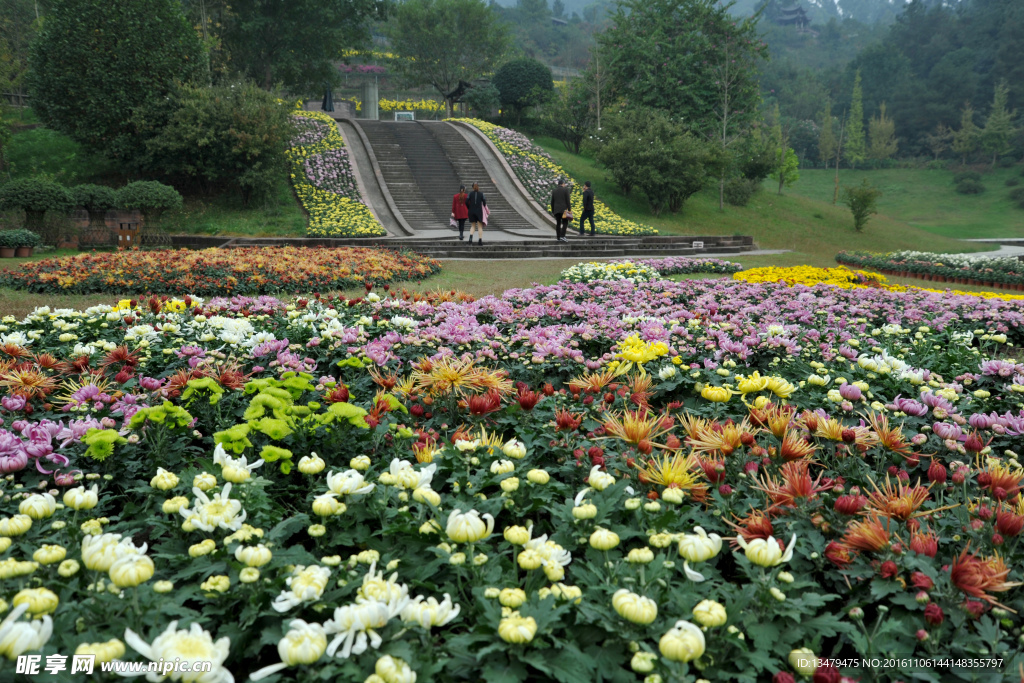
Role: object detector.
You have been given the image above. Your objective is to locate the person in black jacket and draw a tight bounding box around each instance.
[550,178,572,242]
[579,181,595,236]
[465,182,487,246]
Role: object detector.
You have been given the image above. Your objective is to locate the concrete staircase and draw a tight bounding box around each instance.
[355,121,443,233]
[196,234,757,259]
[422,123,541,235]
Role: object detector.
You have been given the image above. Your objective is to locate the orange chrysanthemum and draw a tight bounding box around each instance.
[841,513,892,553]
[778,429,817,461]
[725,508,775,545]
[865,475,932,521]
[748,402,795,439]
[602,409,672,446]
[688,418,753,457]
[865,412,914,457]
[0,368,59,399]
[950,547,1022,610]
[755,460,832,512]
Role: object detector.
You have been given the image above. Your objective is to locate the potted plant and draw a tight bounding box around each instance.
[0,231,16,258]
[9,229,43,257]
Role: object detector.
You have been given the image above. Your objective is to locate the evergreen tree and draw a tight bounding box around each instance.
[844,70,866,168]
[925,124,952,161]
[867,102,898,161]
[817,100,836,170]
[951,101,980,165]
[28,0,202,162]
[981,80,1016,169]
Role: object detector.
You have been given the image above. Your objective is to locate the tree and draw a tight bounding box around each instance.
[867,102,898,162]
[951,101,980,165]
[134,82,292,205]
[598,0,767,136]
[118,181,182,226]
[842,179,882,231]
[221,0,386,92]
[71,184,119,231]
[493,59,554,122]
[385,0,510,118]
[541,79,594,154]
[463,85,500,119]
[0,176,73,231]
[818,101,837,170]
[768,106,799,195]
[981,81,1016,170]
[844,70,866,168]
[594,107,711,215]
[28,0,202,162]
[925,124,952,161]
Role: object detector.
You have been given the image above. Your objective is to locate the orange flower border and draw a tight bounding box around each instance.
[0,247,442,296]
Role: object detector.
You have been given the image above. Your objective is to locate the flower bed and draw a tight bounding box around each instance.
[749,263,1024,301]
[559,261,662,284]
[0,247,440,296]
[838,250,1024,290]
[617,256,742,276]
[287,111,386,237]
[453,119,658,236]
[2,277,1024,681]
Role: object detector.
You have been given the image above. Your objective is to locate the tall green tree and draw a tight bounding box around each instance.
[952,101,980,165]
[221,0,387,91]
[385,0,509,117]
[542,79,594,154]
[981,80,1016,169]
[867,102,898,162]
[818,100,837,170]
[492,59,554,122]
[28,0,202,162]
[844,70,866,168]
[598,0,767,136]
[768,105,799,195]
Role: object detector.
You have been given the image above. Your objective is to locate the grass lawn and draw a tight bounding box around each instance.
[791,168,1024,239]
[533,136,1003,267]
[159,182,308,237]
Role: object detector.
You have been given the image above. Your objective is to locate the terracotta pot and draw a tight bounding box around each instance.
[14,247,32,257]
[0,247,14,258]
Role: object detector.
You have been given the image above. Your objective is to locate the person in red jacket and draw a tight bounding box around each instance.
[451,185,469,240]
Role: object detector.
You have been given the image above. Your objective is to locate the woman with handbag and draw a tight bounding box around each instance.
[451,185,469,240]
[466,182,487,246]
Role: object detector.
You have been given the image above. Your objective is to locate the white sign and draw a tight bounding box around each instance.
[692,240,704,249]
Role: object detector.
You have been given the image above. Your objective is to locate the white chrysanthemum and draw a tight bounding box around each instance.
[272,565,332,612]
[123,621,232,683]
[0,603,53,659]
[400,594,461,629]
[179,484,247,532]
[326,469,375,497]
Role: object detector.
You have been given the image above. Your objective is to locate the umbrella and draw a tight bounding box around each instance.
[322,84,334,113]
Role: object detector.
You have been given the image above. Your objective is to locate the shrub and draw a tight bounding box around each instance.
[1006,177,1021,187]
[842,179,882,231]
[0,177,74,231]
[462,84,501,119]
[135,82,293,205]
[723,177,757,206]
[952,170,982,184]
[118,181,183,225]
[955,179,985,194]
[492,59,554,121]
[28,0,203,162]
[72,184,120,230]
[1009,187,1024,204]
[1,228,44,248]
